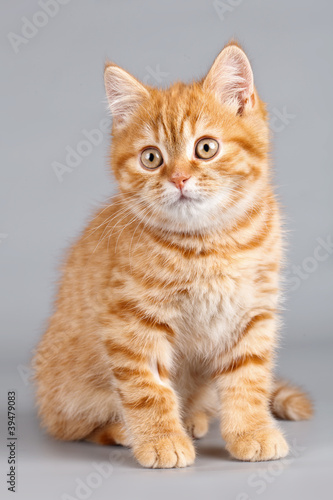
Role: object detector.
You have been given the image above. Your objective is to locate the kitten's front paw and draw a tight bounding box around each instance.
[134,433,195,468]
[226,427,289,462]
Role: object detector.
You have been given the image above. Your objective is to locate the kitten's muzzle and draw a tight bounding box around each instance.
[169,172,191,191]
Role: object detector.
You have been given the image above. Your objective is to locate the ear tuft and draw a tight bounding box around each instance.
[104,63,149,127]
[203,44,254,115]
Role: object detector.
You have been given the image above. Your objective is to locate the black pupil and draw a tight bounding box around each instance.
[149,153,154,162]
[203,143,209,152]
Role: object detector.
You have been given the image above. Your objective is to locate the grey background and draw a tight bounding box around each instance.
[0,1,332,499]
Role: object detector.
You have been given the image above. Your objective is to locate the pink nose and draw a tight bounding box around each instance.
[170,173,191,190]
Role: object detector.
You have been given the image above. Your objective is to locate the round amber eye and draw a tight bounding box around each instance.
[140,147,163,170]
[195,138,219,160]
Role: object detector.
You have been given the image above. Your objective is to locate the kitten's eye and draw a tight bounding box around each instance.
[140,147,163,170]
[195,138,219,160]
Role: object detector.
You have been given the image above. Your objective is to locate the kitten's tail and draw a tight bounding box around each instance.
[271,379,313,421]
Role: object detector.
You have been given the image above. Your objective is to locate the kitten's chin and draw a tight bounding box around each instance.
[157,197,223,234]
[135,187,245,234]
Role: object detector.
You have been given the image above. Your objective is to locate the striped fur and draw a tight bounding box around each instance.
[33,43,312,468]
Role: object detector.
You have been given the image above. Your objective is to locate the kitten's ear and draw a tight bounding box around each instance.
[104,62,149,127]
[203,43,255,115]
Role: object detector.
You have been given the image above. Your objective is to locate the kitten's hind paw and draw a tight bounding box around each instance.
[185,412,209,439]
[87,422,131,447]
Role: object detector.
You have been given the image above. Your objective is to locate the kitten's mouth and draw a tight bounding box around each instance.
[176,194,195,205]
[171,192,203,206]
[162,191,204,208]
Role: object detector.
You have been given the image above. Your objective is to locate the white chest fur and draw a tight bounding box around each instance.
[170,274,254,359]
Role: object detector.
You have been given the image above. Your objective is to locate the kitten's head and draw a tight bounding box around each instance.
[105,42,269,234]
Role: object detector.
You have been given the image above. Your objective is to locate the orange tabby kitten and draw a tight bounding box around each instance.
[34,42,312,468]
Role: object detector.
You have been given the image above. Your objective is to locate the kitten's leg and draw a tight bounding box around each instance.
[87,421,130,447]
[183,382,217,439]
[184,412,210,439]
[105,336,195,468]
[215,315,289,462]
